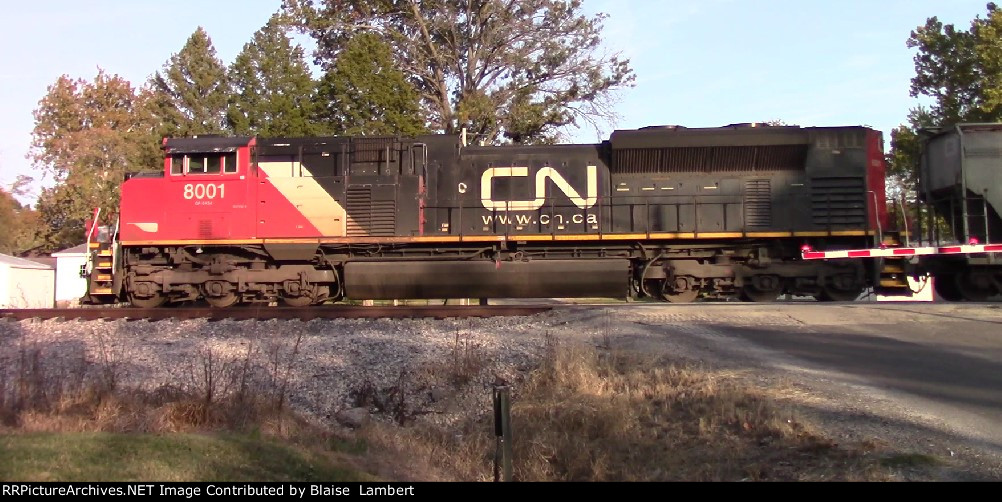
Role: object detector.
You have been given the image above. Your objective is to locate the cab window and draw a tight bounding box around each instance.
[169,153,238,175]
[223,152,237,173]
[170,155,185,175]
[188,154,221,175]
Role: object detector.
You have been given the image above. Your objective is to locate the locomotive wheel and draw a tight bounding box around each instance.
[815,286,862,302]
[129,293,166,308]
[205,293,239,308]
[660,277,700,303]
[642,280,664,299]
[740,275,782,302]
[815,273,863,302]
[933,275,963,301]
[956,272,996,302]
[202,281,239,308]
[739,285,781,303]
[281,295,314,307]
[662,288,699,303]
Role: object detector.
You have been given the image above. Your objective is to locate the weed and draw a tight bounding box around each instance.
[450,324,485,387]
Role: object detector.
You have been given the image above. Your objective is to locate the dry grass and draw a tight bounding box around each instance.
[0,330,373,482]
[0,332,310,438]
[356,336,902,481]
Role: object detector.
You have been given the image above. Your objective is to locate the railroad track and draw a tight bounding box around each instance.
[0,305,553,322]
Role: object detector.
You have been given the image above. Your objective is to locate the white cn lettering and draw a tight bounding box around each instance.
[480,166,598,212]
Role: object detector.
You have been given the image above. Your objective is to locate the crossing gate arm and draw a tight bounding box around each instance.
[802,243,1002,260]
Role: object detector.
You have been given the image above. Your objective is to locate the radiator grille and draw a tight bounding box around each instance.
[744,179,772,228]
[811,177,866,228]
[346,187,396,236]
[350,137,395,163]
[613,145,807,174]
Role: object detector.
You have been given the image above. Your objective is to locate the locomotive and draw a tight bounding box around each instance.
[82,123,896,307]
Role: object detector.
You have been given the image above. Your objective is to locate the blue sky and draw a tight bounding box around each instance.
[0,0,992,204]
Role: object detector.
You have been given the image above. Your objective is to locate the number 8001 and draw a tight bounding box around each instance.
[183,183,225,200]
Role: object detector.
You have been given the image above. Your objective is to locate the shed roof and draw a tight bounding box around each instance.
[26,257,57,268]
[52,243,88,257]
[0,253,53,270]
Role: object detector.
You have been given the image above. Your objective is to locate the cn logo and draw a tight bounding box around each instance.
[480,166,598,212]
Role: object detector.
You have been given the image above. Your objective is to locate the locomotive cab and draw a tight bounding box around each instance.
[116,137,256,245]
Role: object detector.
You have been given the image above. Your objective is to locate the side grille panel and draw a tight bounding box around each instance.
[744,179,772,228]
[810,177,866,228]
[346,187,396,237]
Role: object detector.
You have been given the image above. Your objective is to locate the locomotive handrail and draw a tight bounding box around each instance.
[868,190,883,246]
[112,216,120,280]
[692,196,697,236]
[596,199,602,236]
[897,198,910,247]
[646,197,652,238]
[84,207,101,276]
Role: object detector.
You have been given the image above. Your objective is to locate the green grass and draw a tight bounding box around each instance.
[0,432,377,482]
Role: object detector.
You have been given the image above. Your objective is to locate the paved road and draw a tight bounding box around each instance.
[600,302,1002,478]
[728,304,1002,440]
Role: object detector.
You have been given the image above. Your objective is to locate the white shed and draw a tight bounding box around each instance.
[52,244,89,307]
[0,253,55,308]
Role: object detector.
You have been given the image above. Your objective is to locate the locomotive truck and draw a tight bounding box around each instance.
[82,123,904,307]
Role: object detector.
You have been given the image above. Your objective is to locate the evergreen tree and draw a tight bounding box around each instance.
[228,16,320,137]
[150,27,230,137]
[316,33,426,136]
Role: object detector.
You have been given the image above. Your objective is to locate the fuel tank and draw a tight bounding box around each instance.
[344,259,630,299]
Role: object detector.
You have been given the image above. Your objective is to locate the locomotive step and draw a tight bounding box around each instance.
[90,288,113,295]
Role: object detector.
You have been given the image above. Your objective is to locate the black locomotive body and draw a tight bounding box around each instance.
[269,124,885,303]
